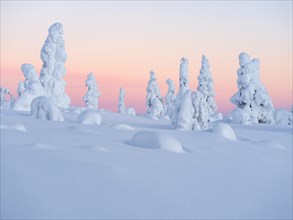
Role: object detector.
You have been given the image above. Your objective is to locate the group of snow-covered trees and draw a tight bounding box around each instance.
[1,22,291,126]
[9,23,70,111]
[146,56,220,130]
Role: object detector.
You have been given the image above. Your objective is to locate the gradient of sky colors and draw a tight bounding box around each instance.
[1,1,292,114]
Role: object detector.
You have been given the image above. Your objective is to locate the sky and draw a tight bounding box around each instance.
[1,1,292,114]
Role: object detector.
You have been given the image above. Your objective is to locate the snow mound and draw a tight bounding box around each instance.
[31,96,64,121]
[0,123,27,132]
[253,140,286,150]
[113,124,135,131]
[77,110,101,125]
[127,107,136,116]
[129,131,184,153]
[212,122,237,141]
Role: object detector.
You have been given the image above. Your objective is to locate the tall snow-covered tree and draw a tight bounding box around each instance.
[171,57,189,127]
[118,87,126,114]
[83,72,100,109]
[165,79,176,117]
[197,55,217,117]
[230,52,274,124]
[39,22,70,108]
[145,70,164,119]
[12,64,45,111]
[17,82,25,97]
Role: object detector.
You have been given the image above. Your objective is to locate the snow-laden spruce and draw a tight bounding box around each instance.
[31,96,64,121]
[118,87,126,114]
[171,57,189,127]
[0,87,13,109]
[145,71,164,119]
[39,23,70,109]
[165,79,176,117]
[83,72,100,109]
[12,64,45,111]
[230,52,274,124]
[197,55,218,120]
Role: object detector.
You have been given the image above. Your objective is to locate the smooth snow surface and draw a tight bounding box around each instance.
[1,109,292,219]
[77,110,101,125]
[212,122,237,141]
[129,131,184,153]
[113,123,135,131]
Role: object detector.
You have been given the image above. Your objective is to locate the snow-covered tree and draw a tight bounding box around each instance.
[17,82,25,97]
[197,55,217,118]
[145,70,164,119]
[118,87,126,114]
[175,90,209,130]
[165,79,176,117]
[171,57,189,127]
[230,52,274,124]
[274,109,292,126]
[0,87,13,109]
[39,22,70,109]
[83,72,100,109]
[12,64,45,111]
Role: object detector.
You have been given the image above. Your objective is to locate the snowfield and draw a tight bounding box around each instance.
[1,108,292,219]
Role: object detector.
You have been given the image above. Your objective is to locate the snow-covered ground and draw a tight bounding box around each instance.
[1,108,292,219]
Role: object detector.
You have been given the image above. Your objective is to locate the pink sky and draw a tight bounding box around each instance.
[1,1,292,114]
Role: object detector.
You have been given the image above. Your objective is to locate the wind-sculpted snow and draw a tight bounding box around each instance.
[129,131,184,153]
[1,109,292,219]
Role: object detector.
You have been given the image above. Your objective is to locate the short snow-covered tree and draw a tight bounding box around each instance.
[127,107,136,116]
[12,64,45,111]
[197,55,218,119]
[31,96,64,121]
[274,109,292,126]
[146,71,164,119]
[171,57,189,127]
[39,22,70,109]
[83,72,100,109]
[0,87,13,109]
[175,90,209,130]
[17,82,25,97]
[118,87,126,114]
[165,79,176,117]
[230,52,274,124]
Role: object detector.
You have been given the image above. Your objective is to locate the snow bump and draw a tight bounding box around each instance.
[129,131,184,153]
[212,122,237,141]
